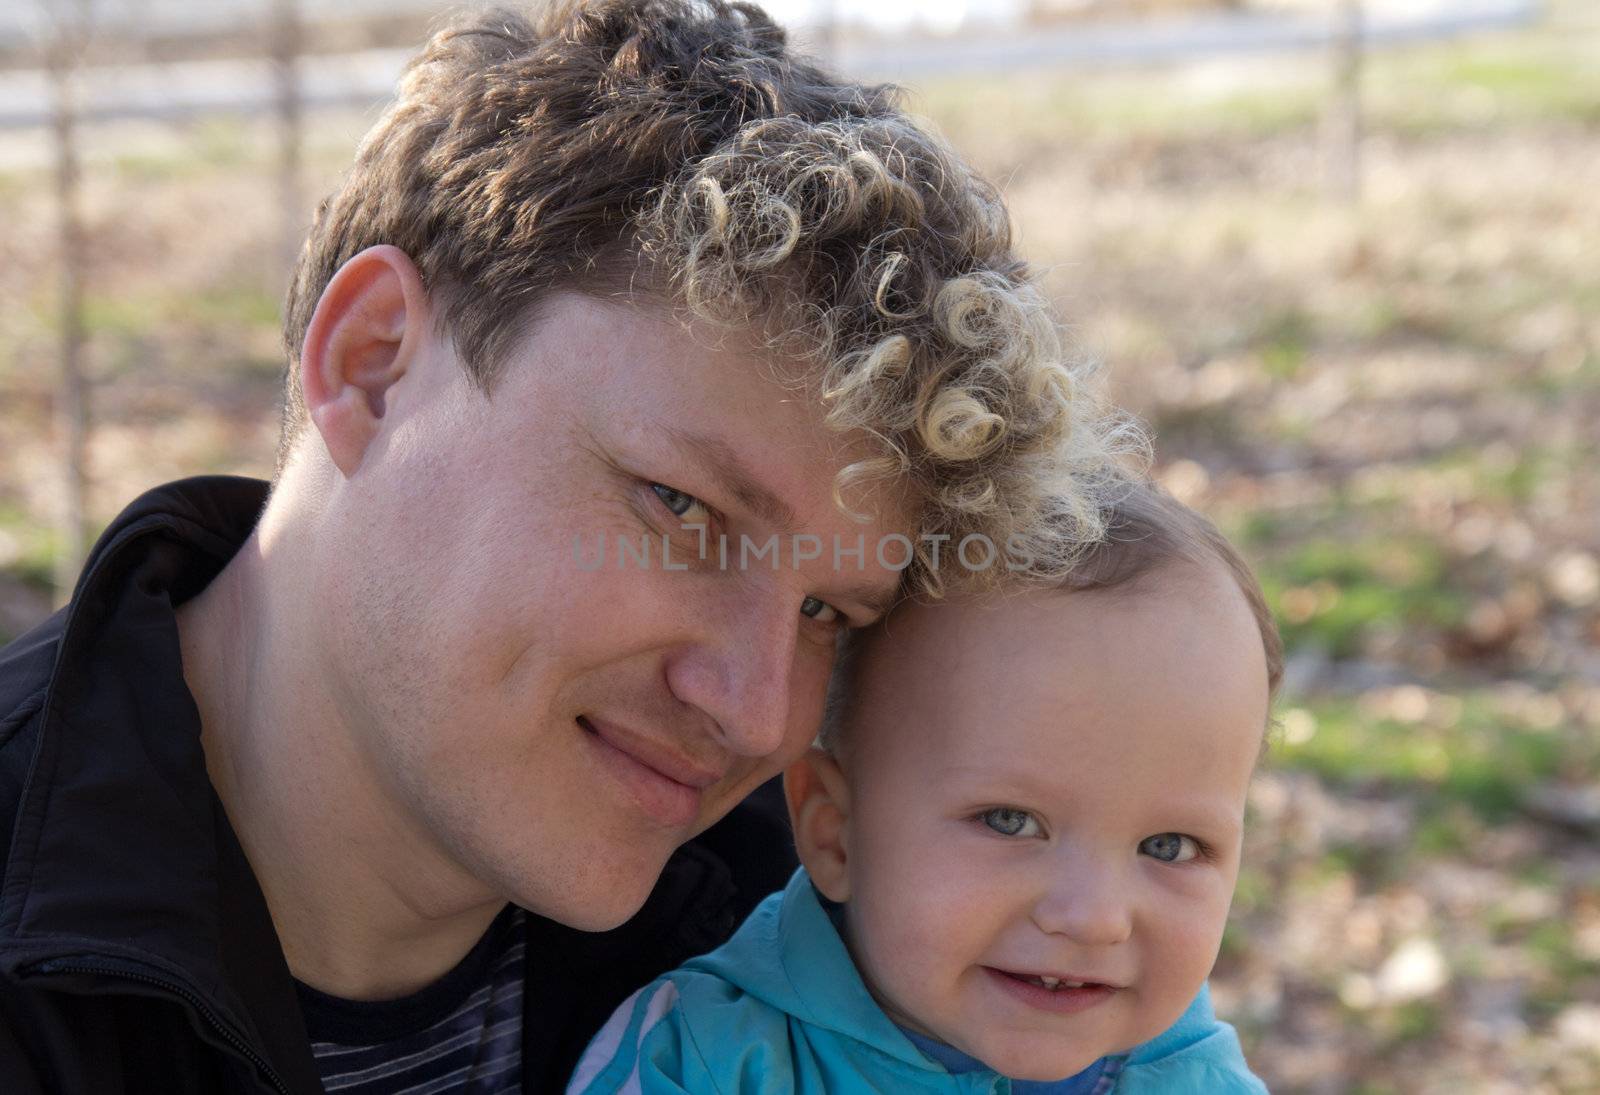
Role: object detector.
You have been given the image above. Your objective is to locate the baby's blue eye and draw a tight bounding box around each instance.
[979,808,1041,838]
[1139,833,1199,863]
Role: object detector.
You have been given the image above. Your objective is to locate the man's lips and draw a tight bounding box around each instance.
[579,715,726,788]
[578,715,727,828]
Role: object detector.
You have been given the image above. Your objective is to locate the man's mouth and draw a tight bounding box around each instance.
[577,715,721,828]
[578,715,725,787]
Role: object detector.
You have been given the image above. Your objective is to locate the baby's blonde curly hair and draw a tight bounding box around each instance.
[283,0,1139,593]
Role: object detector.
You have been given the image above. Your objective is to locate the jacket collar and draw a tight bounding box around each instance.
[1123,980,1218,1065]
[0,475,322,1093]
[0,476,266,959]
[686,867,943,1071]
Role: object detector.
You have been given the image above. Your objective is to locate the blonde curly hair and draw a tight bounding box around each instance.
[282,0,1139,593]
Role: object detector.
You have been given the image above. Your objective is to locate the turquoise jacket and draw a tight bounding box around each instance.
[568,869,1268,1094]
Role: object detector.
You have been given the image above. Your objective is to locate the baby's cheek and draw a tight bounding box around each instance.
[1138,901,1233,1036]
[857,874,969,986]
[1173,877,1234,957]
[858,893,941,974]
[849,824,998,997]
[1149,863,1233,935]
[918,873,1009,984]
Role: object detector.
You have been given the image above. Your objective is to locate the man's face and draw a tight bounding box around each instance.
[833,576,1266,1080]
[313,294,908,930]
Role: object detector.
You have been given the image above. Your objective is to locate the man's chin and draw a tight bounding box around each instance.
[518,866,662,934]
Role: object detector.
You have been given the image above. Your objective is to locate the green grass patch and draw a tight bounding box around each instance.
[1361,28,1600,131]
[1256,307,1314,380]
[1518,921,1600,1021]
[1217,919,1250,964]
[1273,692,1578,823]
[1322,840,1407,888]
[1523,351,1600,400]
[1526,922,1600,978]
[917,66,1324,150]
[0,505,61,594]
[111,117,264,182]
[1410,808,1473,857]
[1384,1000,1445,1046]
[916,17,1600,153]
[1260,535,1466,658]
[81,284,281,344]
[1422,444,1561,506]
[1229,509,1287,550]
[1148,400,1253,448]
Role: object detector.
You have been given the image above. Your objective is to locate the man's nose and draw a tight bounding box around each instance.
[664,585,806,759]
[1031,856,1134,948]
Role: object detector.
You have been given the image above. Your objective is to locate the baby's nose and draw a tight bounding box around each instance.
[1030,863,1133,947]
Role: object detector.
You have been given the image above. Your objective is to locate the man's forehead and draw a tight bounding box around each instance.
[520,294,915,594]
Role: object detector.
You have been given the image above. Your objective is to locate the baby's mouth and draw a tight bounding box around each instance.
[983,967,1119,1013]
[991,968,1114,992]
[1020,975,1090,991]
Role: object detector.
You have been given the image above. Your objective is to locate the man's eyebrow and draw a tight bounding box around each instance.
[663,427,798,535]
[662,426,904,620]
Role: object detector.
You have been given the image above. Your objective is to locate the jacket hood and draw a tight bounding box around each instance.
[683,868,944,1072]
[0,476,268,972]
[0,477,325,1092]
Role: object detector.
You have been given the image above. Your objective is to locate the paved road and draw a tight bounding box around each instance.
[0,0,1541,130]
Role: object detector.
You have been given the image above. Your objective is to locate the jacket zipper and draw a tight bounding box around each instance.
[29,958,290,1095]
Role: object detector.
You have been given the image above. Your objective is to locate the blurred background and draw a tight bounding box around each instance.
[0,0,1596,1090]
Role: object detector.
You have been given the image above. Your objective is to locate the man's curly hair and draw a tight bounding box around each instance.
[282,0,1139,593]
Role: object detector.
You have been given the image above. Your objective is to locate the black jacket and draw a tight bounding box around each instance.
[0,477,797,1094]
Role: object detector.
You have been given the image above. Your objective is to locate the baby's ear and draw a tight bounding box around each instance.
[783,748,852,903]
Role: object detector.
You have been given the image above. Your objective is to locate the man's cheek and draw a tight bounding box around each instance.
[788,649,835,723]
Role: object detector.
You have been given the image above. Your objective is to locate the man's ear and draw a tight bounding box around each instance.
[299,244,430,477]
[784,748,852,903]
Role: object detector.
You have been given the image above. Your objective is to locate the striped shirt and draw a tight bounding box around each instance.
[296,904,525,1094]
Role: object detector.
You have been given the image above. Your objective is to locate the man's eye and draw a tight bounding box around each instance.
[650,483,709,523]
[1139,833,1200,863]
[800,595,841,624]
[978,808,1041,839]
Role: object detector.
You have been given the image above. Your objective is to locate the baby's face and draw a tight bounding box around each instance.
[830,570,1268,1081]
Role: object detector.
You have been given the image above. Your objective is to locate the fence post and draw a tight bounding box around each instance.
[45,0,92,606]
[272,0,304,272]
[1324,0,1364,204]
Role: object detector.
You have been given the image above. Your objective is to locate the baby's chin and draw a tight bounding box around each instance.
[946,1026,1115,1083]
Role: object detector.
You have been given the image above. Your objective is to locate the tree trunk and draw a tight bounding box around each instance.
[272,0,305,274]
[1325,0,1364,204]
[46,0,92,606]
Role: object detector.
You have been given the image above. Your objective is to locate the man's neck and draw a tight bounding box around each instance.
[175,505,504,1001]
